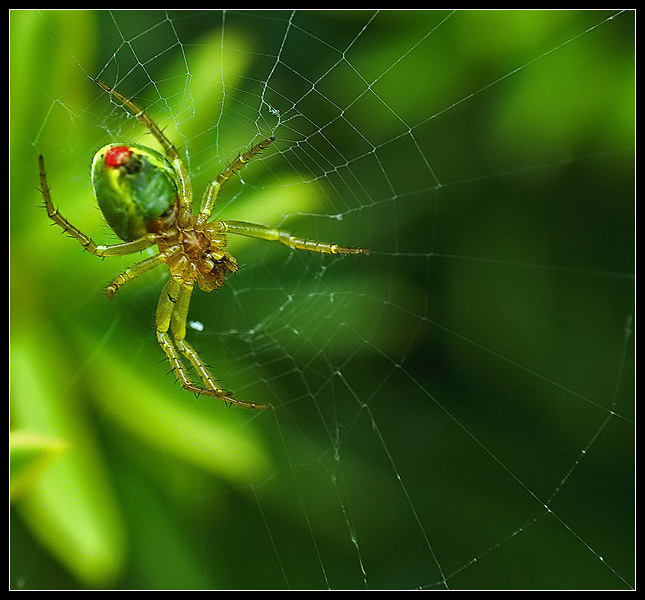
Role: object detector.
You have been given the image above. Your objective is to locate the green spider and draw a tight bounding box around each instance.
[38,79,368,410]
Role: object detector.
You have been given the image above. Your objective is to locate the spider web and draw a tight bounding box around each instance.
[11,9,634,590]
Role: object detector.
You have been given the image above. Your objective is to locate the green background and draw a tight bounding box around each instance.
[10,10,634,590]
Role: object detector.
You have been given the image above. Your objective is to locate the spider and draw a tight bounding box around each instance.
[38,79,368,410]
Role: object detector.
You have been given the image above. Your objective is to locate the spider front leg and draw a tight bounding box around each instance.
[221,220,369,255]
[156,278,270,410]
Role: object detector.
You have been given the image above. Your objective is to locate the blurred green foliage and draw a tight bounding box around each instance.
[11,10,634,590]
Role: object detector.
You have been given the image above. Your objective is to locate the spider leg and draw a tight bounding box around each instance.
[220,220,369,255]
[93,79,193,226]
[106,251,170,299]
[156,278,270,410]
[195,137,275,227]
[39,155,158,257]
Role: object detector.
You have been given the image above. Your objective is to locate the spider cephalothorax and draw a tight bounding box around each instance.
[156,215,239,293]
[39,78,368,409]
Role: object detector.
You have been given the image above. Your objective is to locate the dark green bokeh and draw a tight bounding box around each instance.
[11,10,634,590]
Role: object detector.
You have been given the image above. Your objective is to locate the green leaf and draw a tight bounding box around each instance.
[11,333,127,588]
[10,431,69,501]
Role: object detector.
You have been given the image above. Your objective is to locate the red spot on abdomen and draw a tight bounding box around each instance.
[105,145,131,167]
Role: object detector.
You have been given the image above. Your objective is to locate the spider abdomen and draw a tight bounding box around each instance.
[92,143,178,242]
